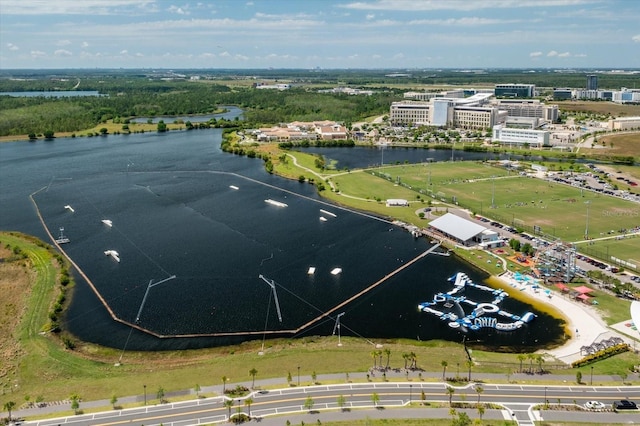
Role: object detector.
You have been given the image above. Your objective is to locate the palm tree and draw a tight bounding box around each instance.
[304,395,314,413]
[249,368,258,389]
[446,386,455,407]
[222,375,228,393]
[527,354,535,374]
[477,404,486,421]
[337,394,346,411]
[244,397,253,417]
[517,354,526,373]
[157,387,165,404]
[409,352,417,369]
[370,350,378,369]
[223,399,234,419]
[377,350,383,369]
[371,392,380,407]
[474,384,484,406]
[466,359,474,382]
[441,360,448,381]
[70,393,81,415]
[110,394,118,409]
[402,353,410,369]
[536,354,546,374]
[384,348,391,369]
[3,401,16,421]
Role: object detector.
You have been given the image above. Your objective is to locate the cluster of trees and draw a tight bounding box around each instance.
[0,76,398,136]
[508,238,535,256]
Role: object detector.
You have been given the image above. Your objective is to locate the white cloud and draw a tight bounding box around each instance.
[7,43,19,51]
[366,13,375,20]
[1,0,159,15]
[529,51,543,57]
[574,53,587,57]
[633,34,640,42]
[246,1,254,5]
[408,17,521,26]
[81,41,89,48]
[56,39,72,46]
[54,49,72,56]
[219,51,231,58]
[341,0,600,12]
[168,5,188,15]
[547,50,558,57]
[372,54,381,59]
[30,50,46,57]
[120,49,128,54]
[558,51,571,57]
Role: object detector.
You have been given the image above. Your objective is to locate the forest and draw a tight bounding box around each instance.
[1,68,638,137]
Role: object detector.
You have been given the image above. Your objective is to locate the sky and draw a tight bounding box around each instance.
[1,0,639,70]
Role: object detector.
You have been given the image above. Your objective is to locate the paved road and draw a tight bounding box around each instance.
[19,379,640,426]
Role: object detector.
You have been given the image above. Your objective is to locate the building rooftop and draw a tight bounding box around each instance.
[429,213,487,242]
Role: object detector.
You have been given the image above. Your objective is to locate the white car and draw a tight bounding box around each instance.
[584,400,606,410]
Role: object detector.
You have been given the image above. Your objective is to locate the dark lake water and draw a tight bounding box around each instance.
[129,113,231,124]
[0,109,564,351]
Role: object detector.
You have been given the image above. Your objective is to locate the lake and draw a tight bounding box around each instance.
[0,112,564,351]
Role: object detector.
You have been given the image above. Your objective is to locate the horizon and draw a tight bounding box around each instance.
[1,0,639,69]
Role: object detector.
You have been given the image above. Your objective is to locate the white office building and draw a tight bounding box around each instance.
[492,125,549,147]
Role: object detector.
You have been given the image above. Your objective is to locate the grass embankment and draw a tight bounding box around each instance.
[0,220,637,409]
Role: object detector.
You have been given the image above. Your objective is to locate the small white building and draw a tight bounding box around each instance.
[386,199,409,207]
[429,213,502,248]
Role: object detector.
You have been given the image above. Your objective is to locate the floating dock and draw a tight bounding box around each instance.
[418,272,536,333]
[320,217,328,222]
[265,199,288,208]
[101,219,113,227]
[307,267,316,275]
[64,205,75,213]
[330,268,342,275]
[229,185,239,190]
[104,250,120,263]
[55,227,70,244]
[320,209,337,217]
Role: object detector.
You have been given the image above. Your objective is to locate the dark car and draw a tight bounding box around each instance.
[613,400,637,410]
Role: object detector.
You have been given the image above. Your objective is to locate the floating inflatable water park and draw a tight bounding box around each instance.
[418,272,536,333]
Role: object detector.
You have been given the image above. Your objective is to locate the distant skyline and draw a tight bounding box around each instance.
[1,0,639,70]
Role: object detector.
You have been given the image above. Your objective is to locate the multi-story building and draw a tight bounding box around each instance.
[390,93,501,130]
[553,88,573,100]
[494,84,535,98]
[493,99,559,123]
[492,125,550,147]
[587,75,598,91]
[389,101,431,125]
[453,106,505,130]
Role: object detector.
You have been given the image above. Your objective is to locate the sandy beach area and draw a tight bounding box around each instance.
[498,271,636,364]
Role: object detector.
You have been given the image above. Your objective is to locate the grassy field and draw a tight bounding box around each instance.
[374,162,640,243]
[556,101,640,117]
[581,132,640,160]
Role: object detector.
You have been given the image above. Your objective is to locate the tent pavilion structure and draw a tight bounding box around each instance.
[428,213,502,248]
[573,285,593,294]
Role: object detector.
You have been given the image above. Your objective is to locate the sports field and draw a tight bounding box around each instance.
[355,162,640,244]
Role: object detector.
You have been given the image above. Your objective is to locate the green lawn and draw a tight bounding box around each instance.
[379,162,640,243]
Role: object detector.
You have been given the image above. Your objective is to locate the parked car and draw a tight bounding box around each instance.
[584,400,606,410]
[613,399,637,410]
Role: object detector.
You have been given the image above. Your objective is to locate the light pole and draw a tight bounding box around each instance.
[409,384,412,403]
[297,366,300,387]
[584,201,591,238]
[544,386,547,406]
[144,384,147,406]
[590,366,594,386]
